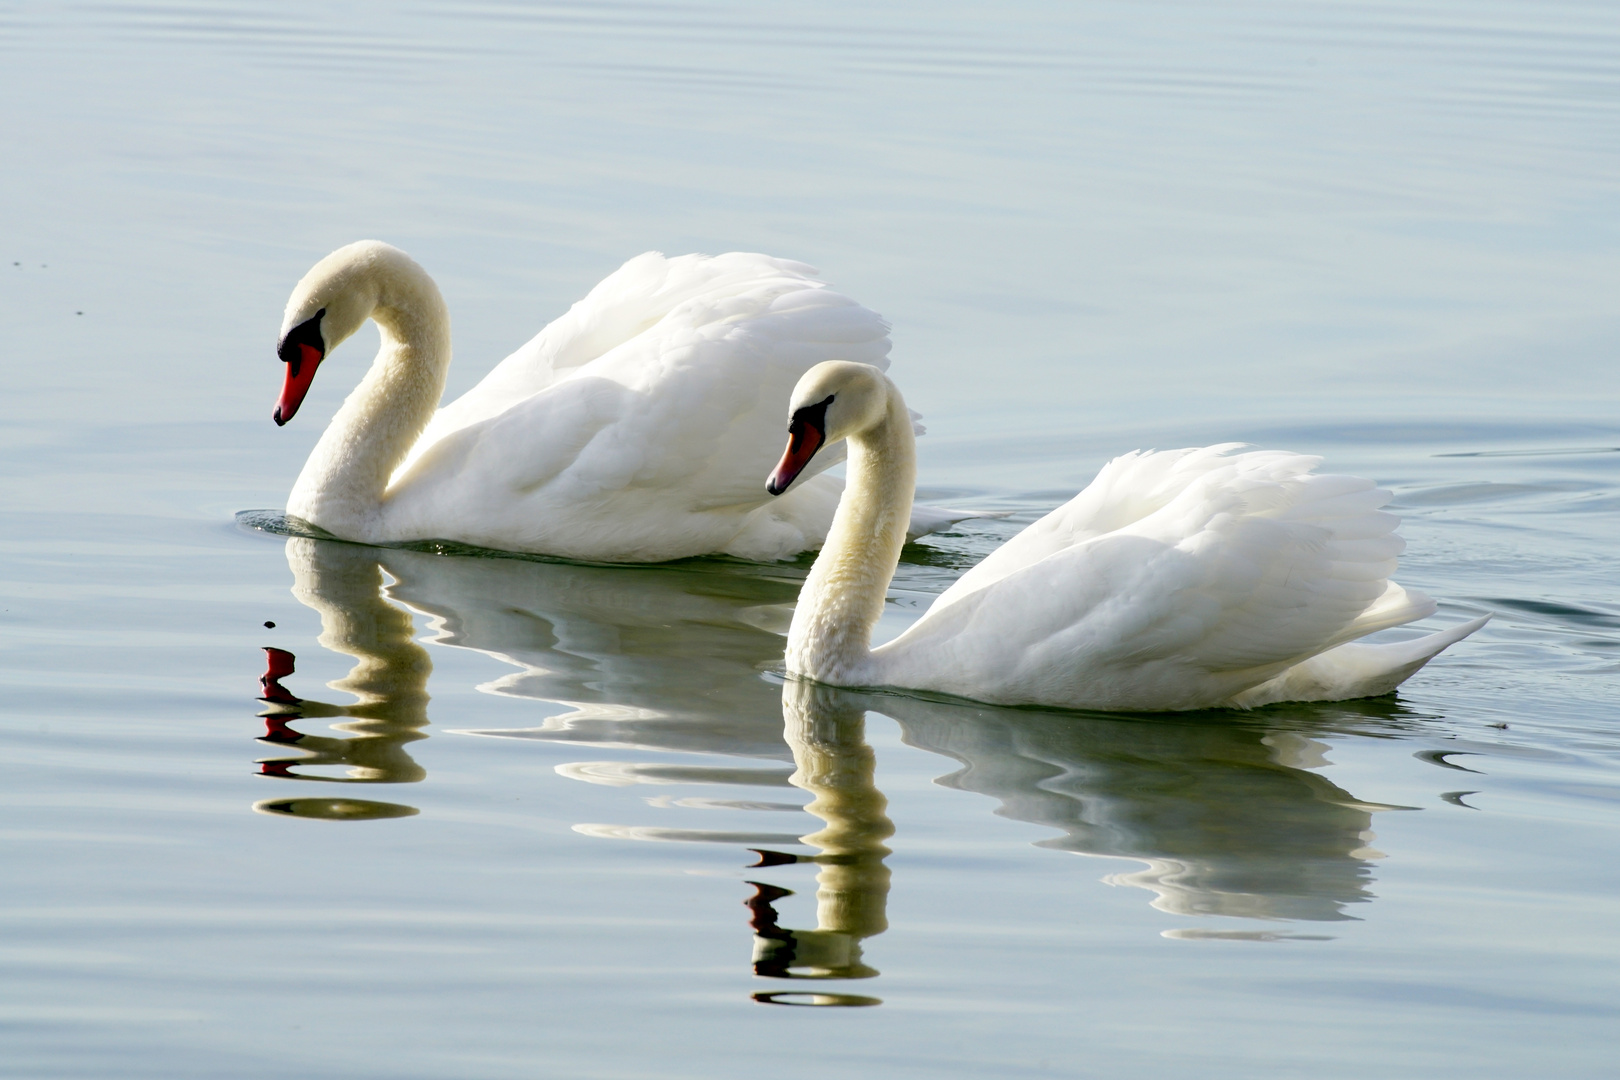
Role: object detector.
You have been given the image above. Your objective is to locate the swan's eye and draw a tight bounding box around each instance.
[278,308,327,378]
[790,394,835,436]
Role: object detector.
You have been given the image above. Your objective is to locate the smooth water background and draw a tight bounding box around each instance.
[3,2,1618,1077]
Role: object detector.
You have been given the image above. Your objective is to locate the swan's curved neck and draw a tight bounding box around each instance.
[286,266,450,533]
[785,387,915,685]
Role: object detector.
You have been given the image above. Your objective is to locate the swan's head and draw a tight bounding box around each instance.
[767,361,892,496]
[273,241,402,426]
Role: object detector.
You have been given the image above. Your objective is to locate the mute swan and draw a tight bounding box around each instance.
[271,241,981,562]
[766,361,1489,712]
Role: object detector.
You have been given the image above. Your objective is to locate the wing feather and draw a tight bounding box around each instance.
[396,252,879,481]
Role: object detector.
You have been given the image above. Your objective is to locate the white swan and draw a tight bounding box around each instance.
[765,361,1489,712]
[271,241,981,562]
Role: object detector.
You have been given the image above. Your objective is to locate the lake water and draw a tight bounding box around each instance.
[3,1,1618,1076]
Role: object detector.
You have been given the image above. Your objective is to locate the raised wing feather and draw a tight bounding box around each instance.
[568,283,891,509]
[397,252,856,479]
[927,444,1253,616]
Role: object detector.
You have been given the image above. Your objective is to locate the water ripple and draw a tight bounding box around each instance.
[39,0,1619,123]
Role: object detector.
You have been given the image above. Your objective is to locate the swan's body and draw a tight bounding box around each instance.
[272,241,978,562]
[768,362,1488,712]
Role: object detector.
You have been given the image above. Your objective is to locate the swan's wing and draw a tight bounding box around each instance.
[388,373,636,511]
[532,278,891,512]
[883,449,1425,706]
[1123,459,1422,670]
[384,272,892,558]
[400,252,842,477]
[926,444,1254,616]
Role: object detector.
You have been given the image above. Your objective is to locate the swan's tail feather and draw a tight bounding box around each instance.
[1230,614,1491,709]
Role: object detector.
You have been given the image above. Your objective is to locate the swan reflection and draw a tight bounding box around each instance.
[390,546,800,763]
[874,693,1415,926]
[256,533,1421,948]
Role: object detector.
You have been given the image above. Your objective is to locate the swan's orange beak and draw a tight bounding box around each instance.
[274,309,327,427]
[767,416,824,496]
[274,343,323,426]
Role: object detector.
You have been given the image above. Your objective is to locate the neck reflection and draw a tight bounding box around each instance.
[746,682,893,998]
[252,537,430,821]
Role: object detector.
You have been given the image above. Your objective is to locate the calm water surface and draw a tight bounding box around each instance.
[2,2,1618,1077]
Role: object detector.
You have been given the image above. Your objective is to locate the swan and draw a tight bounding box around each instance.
[765,361,1489,712]
[271,241,982,562]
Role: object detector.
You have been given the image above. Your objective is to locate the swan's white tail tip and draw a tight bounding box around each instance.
[1231,613,1492,709]
[1392,613,1493,664]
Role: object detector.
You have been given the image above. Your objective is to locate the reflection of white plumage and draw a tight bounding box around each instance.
[273,242,978,562]
[883,692,1404,923]
[769,361,1489,712]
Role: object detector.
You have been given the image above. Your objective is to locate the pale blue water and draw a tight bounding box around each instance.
[2,2,1618,1077]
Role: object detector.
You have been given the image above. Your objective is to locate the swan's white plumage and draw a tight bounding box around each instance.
[279,244,978,562]
[397,252,856,478]
[777,362,1487,712]
[879,445,1458,710]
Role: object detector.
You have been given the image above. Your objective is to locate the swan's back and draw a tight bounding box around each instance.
[880,446,1440,710]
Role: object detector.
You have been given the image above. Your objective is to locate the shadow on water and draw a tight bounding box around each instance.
[252,533,1452,996]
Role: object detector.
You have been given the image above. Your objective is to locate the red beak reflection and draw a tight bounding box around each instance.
[259,646,301,704]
